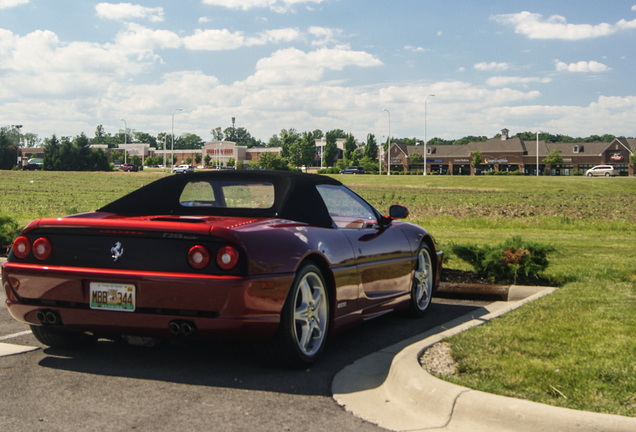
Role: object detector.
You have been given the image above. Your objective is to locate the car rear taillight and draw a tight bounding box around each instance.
[12,236,31,259]
[32,237,52,261]
[188,245,210,270]
[216,246,239,271]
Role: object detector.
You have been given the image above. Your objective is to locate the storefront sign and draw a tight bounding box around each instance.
[391,157,403,163]
[610,153,624,161]
[427,159,444,163]
[485,158,509,164]
[453,159,470,163]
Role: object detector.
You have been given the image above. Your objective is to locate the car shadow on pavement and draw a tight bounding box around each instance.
[37,301,484,397]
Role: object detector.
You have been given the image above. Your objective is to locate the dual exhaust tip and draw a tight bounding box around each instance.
[37,310,197,338]
[36,309,61,325]
[168,320,197,337]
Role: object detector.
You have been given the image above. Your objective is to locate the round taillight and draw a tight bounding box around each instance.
[188,245,210,270]
[32,237,52,261]
[12,236,31,259]
[216,246,239,271]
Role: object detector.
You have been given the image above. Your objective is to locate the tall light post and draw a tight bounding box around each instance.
[120,119,127,164]
[162,135,167,172]
[171,108,182,171]
[14,124,22,167]
[383,109,391,176]
[536,130,542,176]
[321,137,325,168]
[423,94,434,176]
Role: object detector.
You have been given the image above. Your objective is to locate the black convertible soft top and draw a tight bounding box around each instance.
[98,170,342,228]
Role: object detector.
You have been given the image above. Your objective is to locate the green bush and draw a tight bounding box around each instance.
[573,171,582,176]
[450,237,555,283]
[0,215,21,255]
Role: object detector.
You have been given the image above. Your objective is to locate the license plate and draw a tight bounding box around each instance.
[89,282,136,312]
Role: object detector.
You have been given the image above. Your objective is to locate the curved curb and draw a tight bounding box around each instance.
[332,286,636,432]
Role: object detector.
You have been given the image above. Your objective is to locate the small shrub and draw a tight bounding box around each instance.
[573,171,582,176]
[0,215,21,255]
[450,237,555,284]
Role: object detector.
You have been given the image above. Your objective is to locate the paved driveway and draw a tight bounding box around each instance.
[1,286,487,431]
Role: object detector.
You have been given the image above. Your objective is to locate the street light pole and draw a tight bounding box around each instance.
[14,125,22,168]
[424,94,434,176]
[120,119,127,164]
[383,109,391,176]
[162,135,167,172]
[536,130,542,177]
[171,108,182,171]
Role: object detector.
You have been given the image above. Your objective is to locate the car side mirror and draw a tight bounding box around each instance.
[389,205,409,219]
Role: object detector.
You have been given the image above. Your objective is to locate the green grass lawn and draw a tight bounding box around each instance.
[2,171,636,415]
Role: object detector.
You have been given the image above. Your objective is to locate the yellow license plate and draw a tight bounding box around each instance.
[89,282,136,312]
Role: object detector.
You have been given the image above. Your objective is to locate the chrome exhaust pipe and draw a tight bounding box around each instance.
[36,310,47,324]
[45,311,59,325]
[168,321,181,335]
[181,322,194,336]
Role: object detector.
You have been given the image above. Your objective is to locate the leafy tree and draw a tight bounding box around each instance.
[73,133,91,171]
[175,133,203,149]
[236,160,245,170]
[227,157,235,167]
[210,127,224,141]
[409,153,422,163]
[630,153,636,164]
[258,152,289,170]
[359,156,378,174]
[156,132,168,149]
[224,127,259,147]
[195,153,202,165]
[267,134,281,148]
[21,132,41,148]
[543,148,564,165]
[343,133,357,160]
[330,129,347,139]
[364,133,378,161]
[312,129,323,139]
[280,128,300,160]
[289,131,317,169]
[42,134,61,170]
[472,150,482,166]
[130,155,142,166]
[204,154,211,166]
[323,130,339,167]
[0,215,20,252]
[133,132,157,147]
[0,131,16,170]
[185,156,192,165]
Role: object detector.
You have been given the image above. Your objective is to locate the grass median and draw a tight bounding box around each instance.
[2,170,636,416]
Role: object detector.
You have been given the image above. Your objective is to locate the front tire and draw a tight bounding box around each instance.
[266,263,329,368]
[408,245,435,317]
[30,325,97,349]
[587,172,593,177]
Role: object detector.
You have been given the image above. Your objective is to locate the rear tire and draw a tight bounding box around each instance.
[408,245,435,317]
[30,325,97,349]
[265,263,329,368]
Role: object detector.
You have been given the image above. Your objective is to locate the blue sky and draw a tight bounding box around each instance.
[1,0,635,144]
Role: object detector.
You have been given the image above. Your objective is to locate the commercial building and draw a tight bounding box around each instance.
[386,129,635,176]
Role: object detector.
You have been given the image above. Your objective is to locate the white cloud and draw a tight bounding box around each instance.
[555,60,611,73]
[404,45,426,52]
[114,23,181,58]
[486,76,552,87]
[307,26,343,47]
[474,62,510,71]
[633,6,636,11]
[244,47,383,86]
[492,11,636,40]
[182,28,300,50]
[96,3,165,22]
[0,0,28,9]
[201,0,325,13]
[198,17,210,23]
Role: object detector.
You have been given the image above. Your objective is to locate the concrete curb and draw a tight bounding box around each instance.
[332,286,636,432]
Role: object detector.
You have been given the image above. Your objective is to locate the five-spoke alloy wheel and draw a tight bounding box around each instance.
[409,244,434,316]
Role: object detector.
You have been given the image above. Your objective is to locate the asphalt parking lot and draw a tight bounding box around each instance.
[0,283,490,432]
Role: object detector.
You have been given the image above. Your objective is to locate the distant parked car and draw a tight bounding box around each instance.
[172,165,195,174]
[118,163,139,172]
[23,158,43,171]
[585,165,617,177]
[339,166,365,174]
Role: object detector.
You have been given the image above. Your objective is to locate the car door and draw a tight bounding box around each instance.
[316,185,413,310]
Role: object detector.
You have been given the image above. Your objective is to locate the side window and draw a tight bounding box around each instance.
[316,184,377,229]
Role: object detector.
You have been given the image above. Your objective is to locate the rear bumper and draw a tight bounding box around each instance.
[2,262,294,341]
